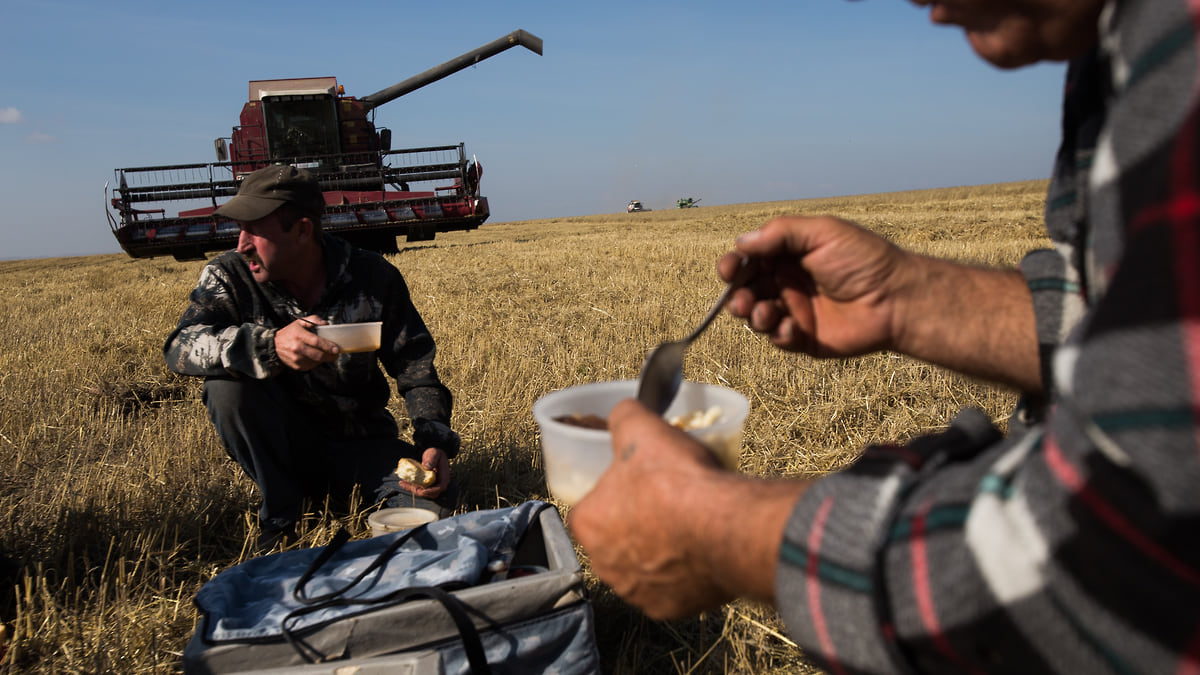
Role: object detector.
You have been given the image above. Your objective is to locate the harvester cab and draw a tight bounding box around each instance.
[106,29,543,261]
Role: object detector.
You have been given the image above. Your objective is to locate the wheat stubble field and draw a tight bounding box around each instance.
[0,180,1050,673]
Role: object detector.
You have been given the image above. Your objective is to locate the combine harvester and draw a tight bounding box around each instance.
[106,30,542,261]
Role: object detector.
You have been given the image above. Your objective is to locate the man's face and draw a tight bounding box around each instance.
[910,0,1106,68]
[235,209,304,284]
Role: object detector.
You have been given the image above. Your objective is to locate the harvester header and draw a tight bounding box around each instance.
[106,29,543,261]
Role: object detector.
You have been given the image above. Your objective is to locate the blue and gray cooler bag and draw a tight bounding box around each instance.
[182,501,601,674]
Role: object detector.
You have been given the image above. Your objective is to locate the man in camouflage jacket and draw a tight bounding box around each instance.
[164,165,459,550]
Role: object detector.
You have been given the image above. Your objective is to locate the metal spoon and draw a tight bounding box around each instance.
[636,257,755,416]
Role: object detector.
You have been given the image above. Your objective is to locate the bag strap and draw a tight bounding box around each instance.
[292,524,425,605]
[281,584,492,674]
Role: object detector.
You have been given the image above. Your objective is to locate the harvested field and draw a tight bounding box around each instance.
[0,179,1049,673]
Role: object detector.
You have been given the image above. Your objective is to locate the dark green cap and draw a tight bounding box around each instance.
[214,165,325,222]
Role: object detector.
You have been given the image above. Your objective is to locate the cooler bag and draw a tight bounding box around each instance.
[182,501,600,674]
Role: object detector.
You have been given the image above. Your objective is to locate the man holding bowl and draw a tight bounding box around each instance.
[570,0,1200,672]
[164,165,459,552]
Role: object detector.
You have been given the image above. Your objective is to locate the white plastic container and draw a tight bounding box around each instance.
[367,507,439,537]
[316,321,382,353]
[532,380,749,506]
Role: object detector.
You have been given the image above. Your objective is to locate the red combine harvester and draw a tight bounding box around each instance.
[106,29,542,261]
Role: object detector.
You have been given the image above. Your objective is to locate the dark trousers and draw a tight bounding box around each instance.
[202,377,454,534]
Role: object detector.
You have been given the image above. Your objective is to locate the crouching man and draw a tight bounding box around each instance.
[164,165,460,552]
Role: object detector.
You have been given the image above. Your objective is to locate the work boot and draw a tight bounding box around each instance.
[255,519,297,555]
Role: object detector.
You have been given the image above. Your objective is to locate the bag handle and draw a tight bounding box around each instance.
[281,584,491,674]
[292,524,424,605]
[292,502,556,605]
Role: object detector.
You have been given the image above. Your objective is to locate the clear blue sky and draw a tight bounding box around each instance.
[0,0,1067,260]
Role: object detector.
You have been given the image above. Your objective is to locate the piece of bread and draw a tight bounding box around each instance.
[396,457,436,487]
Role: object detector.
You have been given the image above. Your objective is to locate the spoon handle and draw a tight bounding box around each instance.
[683,257,754,344]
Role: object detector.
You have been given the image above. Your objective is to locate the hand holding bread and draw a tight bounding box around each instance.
[396,457,437,487]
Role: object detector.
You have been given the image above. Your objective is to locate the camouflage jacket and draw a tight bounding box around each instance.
[163,234,459,456]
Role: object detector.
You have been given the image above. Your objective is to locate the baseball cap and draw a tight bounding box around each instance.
[214,165,325,222]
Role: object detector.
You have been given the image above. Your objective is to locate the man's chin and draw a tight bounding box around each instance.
[966,31,1040,69]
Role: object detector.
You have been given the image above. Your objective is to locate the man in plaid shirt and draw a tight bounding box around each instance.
[570,0,1200,671]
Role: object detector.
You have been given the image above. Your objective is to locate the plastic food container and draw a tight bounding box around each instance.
[316,321,382,353]
[367,507,439,537]
[532,380,749,506]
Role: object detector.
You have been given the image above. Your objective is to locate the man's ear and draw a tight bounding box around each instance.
[296,216,316,243]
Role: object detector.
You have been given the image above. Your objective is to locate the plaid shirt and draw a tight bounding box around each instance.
[775,1,1200,672]
[164,234,459,455]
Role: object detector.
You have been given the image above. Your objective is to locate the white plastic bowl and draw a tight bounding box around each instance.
[316,321,382,353]
[367,507,438,537]
[532,380,749,506]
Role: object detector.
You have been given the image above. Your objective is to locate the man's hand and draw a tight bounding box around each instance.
[569,399,802,620]
[399,447,451,499]
[720,215,907,357]
[721,215,1042,392]
[274,315,340,371]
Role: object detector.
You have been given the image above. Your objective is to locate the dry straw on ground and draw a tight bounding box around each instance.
[0,180,1049,673]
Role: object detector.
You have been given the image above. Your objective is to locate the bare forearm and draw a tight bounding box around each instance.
[892,254,1041,394]
[690,474,808,604]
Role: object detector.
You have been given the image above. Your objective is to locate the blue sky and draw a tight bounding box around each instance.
[0,0,1067,260]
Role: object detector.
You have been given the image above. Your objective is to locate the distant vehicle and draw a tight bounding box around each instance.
[105,30,543,261]
[676,197,701,209]
[626,200,648,213]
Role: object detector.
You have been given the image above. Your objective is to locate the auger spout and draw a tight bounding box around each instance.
[359,29,543,111]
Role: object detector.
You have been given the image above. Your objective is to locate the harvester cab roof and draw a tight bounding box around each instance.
[107,30,543,261]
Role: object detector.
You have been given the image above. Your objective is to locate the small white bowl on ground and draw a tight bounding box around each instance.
[367,507,438,537]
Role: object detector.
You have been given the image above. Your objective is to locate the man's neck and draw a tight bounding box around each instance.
[278,244,327,310]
